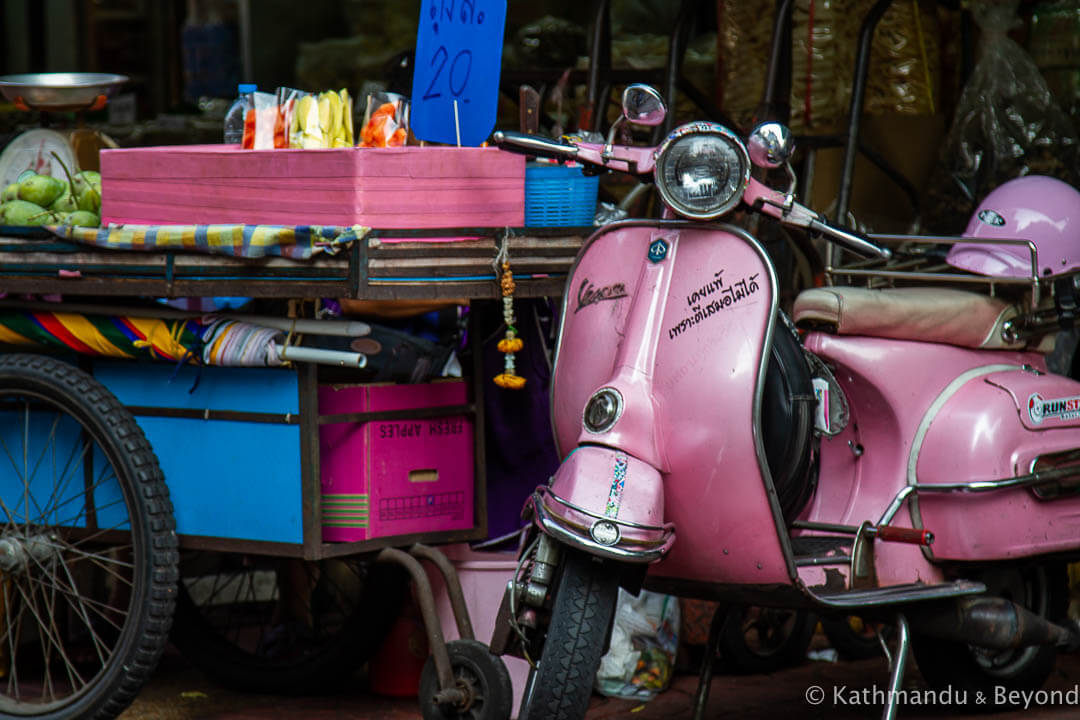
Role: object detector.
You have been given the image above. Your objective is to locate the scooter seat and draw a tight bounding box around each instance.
[792,286,1030,350]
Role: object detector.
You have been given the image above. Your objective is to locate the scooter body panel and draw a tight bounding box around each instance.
[797,334,1022,587]
[917,368,1080,560]
[549,222,792,586]
[802,332,1080,574]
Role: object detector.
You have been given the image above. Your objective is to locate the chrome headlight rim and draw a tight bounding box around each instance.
[582,387,624,434]
[653,121,751,221]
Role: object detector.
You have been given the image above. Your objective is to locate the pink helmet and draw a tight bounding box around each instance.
[945,175,1080,278]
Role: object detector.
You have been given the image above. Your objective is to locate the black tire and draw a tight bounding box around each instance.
[171,551,407,694]
[718,605,817,673]
[518,548,619,720]
[912,565,1066,711]
[419,639,513,720]
[0,353,177,719]
[821,615,888,660]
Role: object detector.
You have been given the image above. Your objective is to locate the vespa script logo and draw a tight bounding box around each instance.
[576,278,628,313]
[1028,392,1080,425]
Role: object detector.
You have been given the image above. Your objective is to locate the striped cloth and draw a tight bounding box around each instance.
[0,310,284,367]
[0,310,201,363]
[48,223,371,259]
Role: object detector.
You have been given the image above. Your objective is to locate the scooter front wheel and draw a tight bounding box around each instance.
[518,547,619,720]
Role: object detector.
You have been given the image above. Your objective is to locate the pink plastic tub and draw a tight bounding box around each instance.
[426,544,531,717]
[99,145,525,228]
[318,381,474,542]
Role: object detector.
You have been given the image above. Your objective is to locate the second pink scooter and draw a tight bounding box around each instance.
[488,84,1080,720]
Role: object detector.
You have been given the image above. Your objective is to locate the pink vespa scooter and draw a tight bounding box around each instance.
[490,85,1080,720]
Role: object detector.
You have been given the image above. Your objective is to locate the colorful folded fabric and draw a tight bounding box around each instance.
[0,310,285,367]
[49,223,370,259]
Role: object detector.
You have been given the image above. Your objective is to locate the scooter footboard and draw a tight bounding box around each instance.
[531,445,674,562]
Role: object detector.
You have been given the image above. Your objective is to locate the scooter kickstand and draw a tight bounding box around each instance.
[691,603,729,720]
[881,613,911,720]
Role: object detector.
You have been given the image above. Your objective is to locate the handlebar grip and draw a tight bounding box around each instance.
[808,217,891,261]
[492,130,579,161]
[874,525,934,546]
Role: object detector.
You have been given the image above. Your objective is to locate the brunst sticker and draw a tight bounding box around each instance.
[1028,393,1080,425]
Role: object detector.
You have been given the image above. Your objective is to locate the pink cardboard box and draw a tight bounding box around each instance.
[99,145,524,228]
[318,380,474,542]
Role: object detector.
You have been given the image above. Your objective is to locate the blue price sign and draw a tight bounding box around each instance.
[411,0,507,147]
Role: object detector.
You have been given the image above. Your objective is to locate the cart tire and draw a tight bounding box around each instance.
[419,639,513,720]
[171,552,407,694]
[0,353,177,719]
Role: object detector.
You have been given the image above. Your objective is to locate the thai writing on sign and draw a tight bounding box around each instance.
[411,0,507,146]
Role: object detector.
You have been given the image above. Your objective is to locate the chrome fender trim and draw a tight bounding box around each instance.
[529,487,675,563]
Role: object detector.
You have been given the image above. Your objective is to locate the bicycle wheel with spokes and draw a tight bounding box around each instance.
[171,550,407,694]
[0,353,177,719]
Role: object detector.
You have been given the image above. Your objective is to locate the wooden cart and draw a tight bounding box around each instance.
[0,225,583,720]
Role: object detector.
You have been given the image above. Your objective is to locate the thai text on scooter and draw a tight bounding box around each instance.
[669,272,760,340]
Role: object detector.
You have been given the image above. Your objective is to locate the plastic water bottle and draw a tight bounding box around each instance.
[223,83,257,144]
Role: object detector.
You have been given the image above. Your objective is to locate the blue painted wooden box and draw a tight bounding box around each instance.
[93,360,304,544]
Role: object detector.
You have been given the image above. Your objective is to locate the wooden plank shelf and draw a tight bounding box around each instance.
[0,227,586,300]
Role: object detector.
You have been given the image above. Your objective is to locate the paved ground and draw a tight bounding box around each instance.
[119,640,1080,720]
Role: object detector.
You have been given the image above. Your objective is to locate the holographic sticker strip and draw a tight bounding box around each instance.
[604,452,628,518]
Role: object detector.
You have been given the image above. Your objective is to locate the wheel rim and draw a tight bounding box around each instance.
[0,389,140,713]
[448,664,485,719]
[177,552,377,673]
[741,607,799,657]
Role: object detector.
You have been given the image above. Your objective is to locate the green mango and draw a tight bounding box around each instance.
[17,174,65,208]
[64,210,100,227]
[1,183,18,203]
[49,184,78,214]
[0,200,51,226]
[76,183,101,213]
[72,171,101,200]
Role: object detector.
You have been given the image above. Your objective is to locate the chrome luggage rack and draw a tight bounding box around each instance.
[827,233,1049,309]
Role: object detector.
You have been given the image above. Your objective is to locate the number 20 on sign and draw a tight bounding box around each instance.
[411,0,507,147]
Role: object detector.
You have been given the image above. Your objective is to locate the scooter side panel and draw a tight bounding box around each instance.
[917,369,1080,560]
[800,334,1047,586]
[552,222,790,585]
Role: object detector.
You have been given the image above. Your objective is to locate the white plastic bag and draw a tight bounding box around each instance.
[594,587,680,700]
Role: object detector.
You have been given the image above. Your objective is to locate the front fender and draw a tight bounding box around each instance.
[531,445,674,562]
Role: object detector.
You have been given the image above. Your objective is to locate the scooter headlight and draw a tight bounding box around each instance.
[654,122,751,220]
[583,388,623,433]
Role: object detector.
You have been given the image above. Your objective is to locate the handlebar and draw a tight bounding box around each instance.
[494,129,891,261]
[492,130,579,162]
[745,178,891,260]
[808,217,892,261]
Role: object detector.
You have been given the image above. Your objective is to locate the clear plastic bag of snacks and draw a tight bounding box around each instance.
[360,92,409,148]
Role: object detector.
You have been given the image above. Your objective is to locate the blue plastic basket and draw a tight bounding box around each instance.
[524,163,599,227]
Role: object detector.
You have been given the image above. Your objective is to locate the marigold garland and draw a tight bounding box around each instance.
[494,259,525,390]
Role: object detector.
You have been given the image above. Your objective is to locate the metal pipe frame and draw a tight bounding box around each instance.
[409,543,475,642]
[837,0,897,224]
[881,614,910,720]
[830,233,1045,307]
[376,547,462,703]
[878,458,1080,526]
